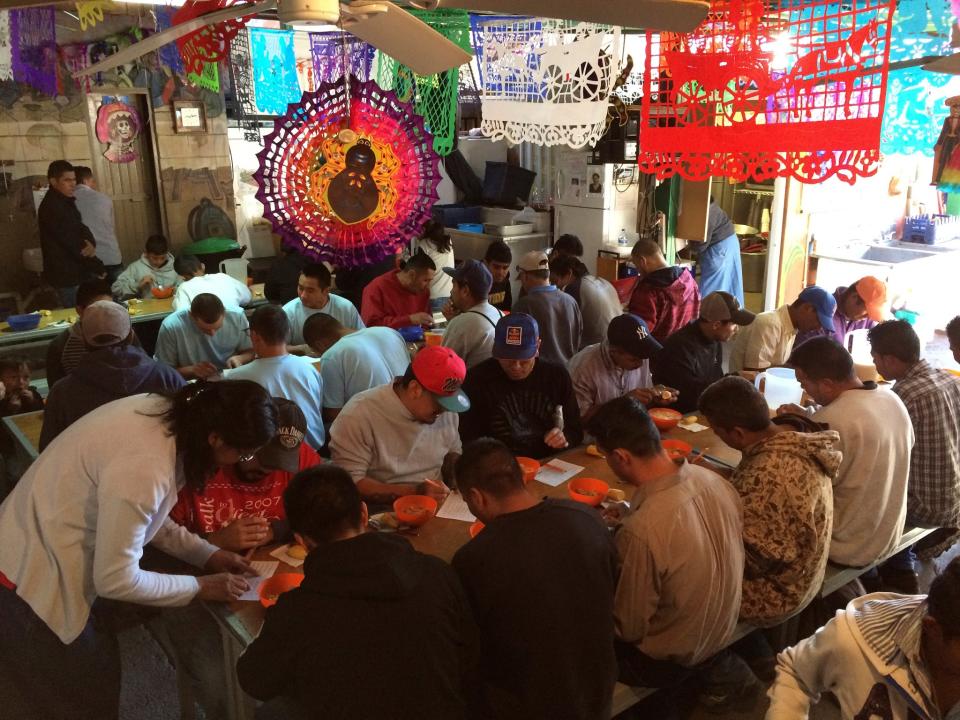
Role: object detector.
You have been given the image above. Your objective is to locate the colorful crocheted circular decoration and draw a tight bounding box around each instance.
[254,77,441,267]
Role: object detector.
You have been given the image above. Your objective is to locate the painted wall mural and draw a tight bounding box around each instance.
[95,99,141,163]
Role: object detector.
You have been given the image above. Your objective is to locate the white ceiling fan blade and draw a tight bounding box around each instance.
[924,53,960,75]
[439,0,710,32]
[343,1,472,76]
[72,0,276,80]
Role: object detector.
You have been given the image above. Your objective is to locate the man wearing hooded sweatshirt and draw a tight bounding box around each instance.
[39,301,184,450]
[699,377,841,627]
[237,464,475,719]
[111,234,181,299]
[628,238,701,342]
[767,557,960,720]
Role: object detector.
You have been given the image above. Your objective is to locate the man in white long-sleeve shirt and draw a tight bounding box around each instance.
[766,558,960,720]
[783,337,912,569]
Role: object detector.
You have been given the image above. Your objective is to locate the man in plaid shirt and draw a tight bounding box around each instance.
[869,320,960,591]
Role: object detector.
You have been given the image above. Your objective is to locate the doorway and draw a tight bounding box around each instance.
[85,91,164,264]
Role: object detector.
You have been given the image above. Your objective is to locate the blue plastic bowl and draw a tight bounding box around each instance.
[6,313,41,331]
[397,325,424,343]
[457,223,484,234]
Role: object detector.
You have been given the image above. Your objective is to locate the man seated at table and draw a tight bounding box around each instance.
[652,291,755,413]
[225,305,325,450]
[868,320,960,592]
[783,337,912,570]
[164,400,319,720]
[460,313,583,460]
[237,464,475,720]
[360,249,435,329]
[628,238,700,342]
[282,262,364,350]
[729,286,835,373]
[795,275,888,347]
[768,556,960,720]
[452,438,618,720]
[512,250,583,366]
[329,345,467,504]
[155,293,254,379]
[549,254,622,348]
[304,314,410,424]
[698,376,840,628]
[484,239,513,312]
[45,278,120,387]
[110,234,180,300]
[40,301,184,450]
[587,396,755,712]
[441,259,502,369]
[171,254,252,311]
[568,314,667,423]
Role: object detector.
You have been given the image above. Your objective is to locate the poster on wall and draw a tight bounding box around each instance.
[96,100,141,163]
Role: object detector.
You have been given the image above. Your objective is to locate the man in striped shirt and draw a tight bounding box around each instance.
[869,320,960,592]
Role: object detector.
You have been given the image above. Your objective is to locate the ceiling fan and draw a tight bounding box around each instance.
[29,0,710,82]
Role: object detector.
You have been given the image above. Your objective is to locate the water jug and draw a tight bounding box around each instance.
[754,367,803,410]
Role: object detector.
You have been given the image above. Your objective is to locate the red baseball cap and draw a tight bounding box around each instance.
[411,346,471,413]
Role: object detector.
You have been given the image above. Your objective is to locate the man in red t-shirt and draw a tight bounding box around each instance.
[360,250,435,329]
[169,399,321,552]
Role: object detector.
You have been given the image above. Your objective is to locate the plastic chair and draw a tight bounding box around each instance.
[219,258,249,284]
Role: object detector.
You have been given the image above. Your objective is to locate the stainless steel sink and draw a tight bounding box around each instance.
[888,240,960,253]
[857,246,936,264]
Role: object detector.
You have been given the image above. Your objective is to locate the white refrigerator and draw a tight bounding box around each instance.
[552,148,639,276]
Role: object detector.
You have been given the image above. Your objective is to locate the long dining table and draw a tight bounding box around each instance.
[204,418,740,720]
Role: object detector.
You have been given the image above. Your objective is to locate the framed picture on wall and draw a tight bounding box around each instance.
[172,100,207,134]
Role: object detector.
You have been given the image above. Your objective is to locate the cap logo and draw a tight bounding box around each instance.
[441,377,461,393]
[636,325,649,341]
[277,425,304,449]
[506,326,523,346]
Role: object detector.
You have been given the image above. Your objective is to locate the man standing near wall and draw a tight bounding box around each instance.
[38,161,100,308]
[73,167,123,285]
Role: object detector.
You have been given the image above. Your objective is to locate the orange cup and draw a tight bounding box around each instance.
[259,573,304,607]
[424,331,443,347]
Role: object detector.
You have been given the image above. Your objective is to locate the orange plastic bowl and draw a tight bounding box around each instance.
[469,520,485,538]
[568,477,609,507]
[649,407,683,431]
[151,286,174,299]
[258,573,304,608]
[662,439,693,462]
[516,456,540,483]
[393,495,438,527]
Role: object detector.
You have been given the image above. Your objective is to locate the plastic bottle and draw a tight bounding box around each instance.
[617,228,628,246]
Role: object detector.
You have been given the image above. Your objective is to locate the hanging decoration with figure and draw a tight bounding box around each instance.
[473,17,622,149]
[254,77,441,267]
[638,0,895,185]
[96,100,141,163]
[934,97,960,191]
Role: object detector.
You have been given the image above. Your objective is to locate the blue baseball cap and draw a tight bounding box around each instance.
[443,259,493,299]
[798,286,838,332]
[493,313,540,360]
[607,314,662,359]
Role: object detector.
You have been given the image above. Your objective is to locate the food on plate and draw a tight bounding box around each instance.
[606,488,626,502]
[379,512,399,530]
[576,488,600,498]
[586,444,604,458]
[681,415,698,425]
[287,544,307,560]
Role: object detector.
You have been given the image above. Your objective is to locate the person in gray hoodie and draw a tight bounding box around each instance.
[39,301,185,450]
[111,234,180,299]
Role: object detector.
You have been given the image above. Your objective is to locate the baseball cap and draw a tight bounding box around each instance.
[81,300,132,347]
[853,276,888,321]
[493,313,540,360]
[443,259,493,298]
[700,291,756,325]
[411,345,470,413]
[798,286,838,332]
[516,250,549,277]
[607,314,662,359]
[256,399,307,473]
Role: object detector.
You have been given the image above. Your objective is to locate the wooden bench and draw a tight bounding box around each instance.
[608,525,937,716]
